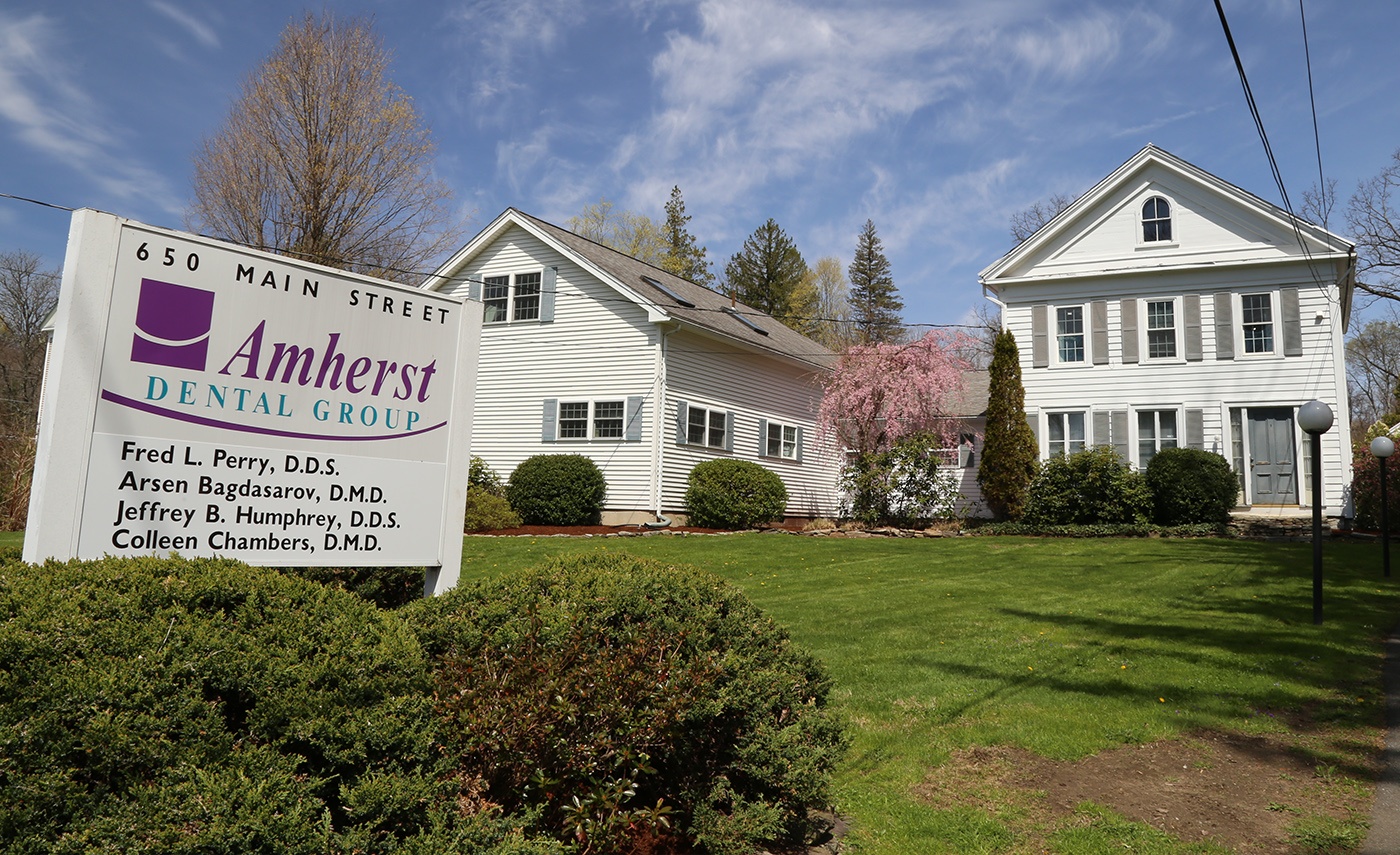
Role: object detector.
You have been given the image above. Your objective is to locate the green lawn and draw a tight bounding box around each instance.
[460,533,1399,854]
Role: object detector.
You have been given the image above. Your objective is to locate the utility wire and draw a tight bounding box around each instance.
[1299,0,1329,229]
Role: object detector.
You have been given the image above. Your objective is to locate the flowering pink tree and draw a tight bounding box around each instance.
[818,331,972,455]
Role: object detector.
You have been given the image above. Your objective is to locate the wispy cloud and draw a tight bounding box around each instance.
[147,1,221,49]
[0,12,182,213]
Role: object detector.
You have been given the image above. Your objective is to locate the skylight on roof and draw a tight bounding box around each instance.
[723,306,769,336]
[640,275,695,308]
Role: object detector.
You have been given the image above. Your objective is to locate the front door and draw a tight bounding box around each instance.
[1248,408,1297,505]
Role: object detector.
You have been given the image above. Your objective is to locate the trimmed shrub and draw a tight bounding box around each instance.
[464,485,523,531]
[1144,447,1239,525]
[685,459,788,529]
[839,433,960,527]
[1022,446,1151,526]
[507,454,607,526]
[412,553,848,855]
[278,563,424,609]
[469,455,507,497]
[0,554,559,853]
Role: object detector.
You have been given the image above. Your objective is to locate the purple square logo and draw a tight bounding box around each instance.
[130,279,215,371]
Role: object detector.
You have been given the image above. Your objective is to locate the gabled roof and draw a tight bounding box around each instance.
[424,208,833,370]
[979,144,1356,323]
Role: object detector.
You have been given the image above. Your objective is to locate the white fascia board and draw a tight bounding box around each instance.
[988,250,1355,292]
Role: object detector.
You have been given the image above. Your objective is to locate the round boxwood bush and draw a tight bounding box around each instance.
[411,553,848,855]
[685,459,788,529]
[1144,447,1240,525]
[0,554,559,854]
[507,454,607,526]
[464,486,523,532]
[1022,445,1151,526]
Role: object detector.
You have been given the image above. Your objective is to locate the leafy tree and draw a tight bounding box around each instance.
[659,186,714,285]
[1347,148,1400,303]
[568,197,667,266]
[847,220,904,344]
[1346,317,1400,432]
[792,256,855,350]
[817,331,969,455]
[188,12,461,283]
[1009,192,1076,244]
[977,329,1037,520]
[724,219,808,323]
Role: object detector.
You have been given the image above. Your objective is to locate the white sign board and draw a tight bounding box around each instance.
[25,210,479,594]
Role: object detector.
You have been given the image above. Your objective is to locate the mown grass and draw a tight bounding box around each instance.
[460,533,1399,853]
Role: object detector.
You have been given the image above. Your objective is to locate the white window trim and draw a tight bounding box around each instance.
[1235,289,1279,359]
[685,404,729,450]
[556,399,627,441]
[1133,406,1182,469]
[482,270,543,325]
[1052,303,1090,368]
[762,420,800,460]
[1136,194,1178,249]
[1140,296,1184,363]
[1045,410,1087,458]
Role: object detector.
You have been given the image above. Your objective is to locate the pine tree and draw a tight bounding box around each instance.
[723,219,808,323]
[977,329,1038,520]
[848,220,904,344]
[659,186,714,286]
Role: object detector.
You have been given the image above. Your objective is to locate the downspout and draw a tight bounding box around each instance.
[982,283,1007,328]
[647,322,680,527]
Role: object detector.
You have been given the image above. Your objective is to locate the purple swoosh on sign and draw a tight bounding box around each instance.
[100,389,446,442]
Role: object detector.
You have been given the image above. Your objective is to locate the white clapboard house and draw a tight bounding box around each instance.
[979,144,1355,515]
[422,208,841,525]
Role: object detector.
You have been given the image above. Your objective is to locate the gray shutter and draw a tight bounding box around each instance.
[1093,411,1109,449]
[675,400,688,445]
[724,412,735,452]
[1214,293,1234,360]
[1281,287,1302,356]
[541,398,558,442]
[1111,410,1129,462]
[1091,300,1108,365]
[757,418,768,456]
[1120,299,1139,364]
[796,427,805,464]
[1028,413,1040,456]
[467,279,481,303]
[1183,295,1203,361]
[1185,409,1204,450]
[539,266,557,324]
[1032,305,1049,368]
[625,396,643,441]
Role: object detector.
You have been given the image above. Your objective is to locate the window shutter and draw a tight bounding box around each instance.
[625,396,643,441]
[796,427,805,464]
[1214,293,1234,360]
[1027,412,1040,456]
[1184,295,1203,361]
[1111,410,1129,462]
[1032,306,1049,368]
[1185,409,1204,450]
[1120,299,1139,364]
[539,266,557,324]
[541,398,558,442]
[467,280,481,303]
[724,411,735,452]
[757,418,768,456]
[675,400,688,445]
[1091,300,1108,365]
[1281,287,1302,356]
[1093,410,1109,449]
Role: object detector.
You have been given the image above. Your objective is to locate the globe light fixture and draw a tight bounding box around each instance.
[1371,435,1395,579]
[1298,400,1333,625]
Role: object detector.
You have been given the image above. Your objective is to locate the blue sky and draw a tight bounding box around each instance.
[3,0,1399,331]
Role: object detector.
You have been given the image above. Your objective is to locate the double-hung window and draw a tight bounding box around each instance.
[1047,412,1086,458]
[1241,293,1274,354]
[687,405,728,449]
[558,400,625,440]
[1056,307,1085,364]
[1137,410,1178,466]
[1145,300,1177,359]
[482,272,542,324]
[765,421,799,459]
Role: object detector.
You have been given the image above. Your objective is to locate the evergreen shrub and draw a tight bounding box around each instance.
[507,454,607,526]
[685,459,788,529]
[1144,447,1240,525]
[468,455,506,497]
[413,553,847,855]
[464,486,523,531]
[1022,446,1151,526]
[0,554,558,854]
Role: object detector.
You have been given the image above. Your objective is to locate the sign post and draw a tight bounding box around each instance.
[26,210,478,595]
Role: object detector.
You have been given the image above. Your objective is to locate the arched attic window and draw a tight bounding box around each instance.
[1142,196,1172,242]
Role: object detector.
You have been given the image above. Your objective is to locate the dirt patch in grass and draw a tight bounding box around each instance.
[915,729,1380,853]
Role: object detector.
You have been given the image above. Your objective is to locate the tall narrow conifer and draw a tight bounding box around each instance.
[848,220,904,344]
[978,329,1038,520]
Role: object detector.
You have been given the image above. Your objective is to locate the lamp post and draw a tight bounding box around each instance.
[1298,400,1334,625]
[1371,435,1394,579]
